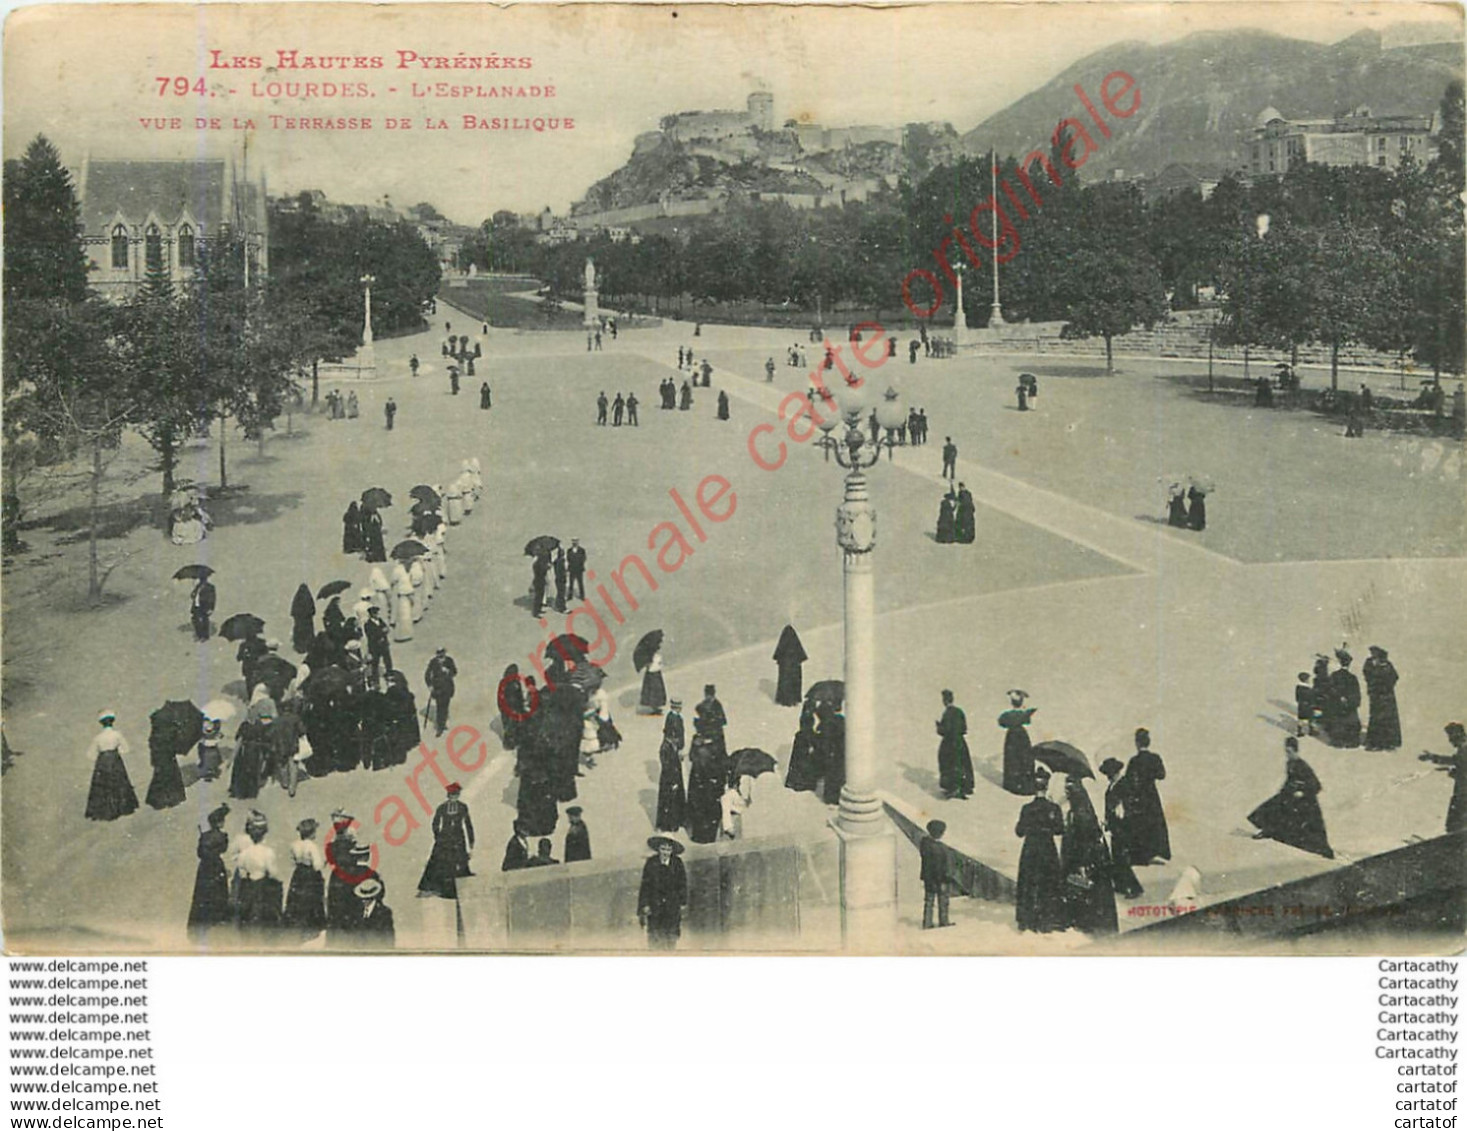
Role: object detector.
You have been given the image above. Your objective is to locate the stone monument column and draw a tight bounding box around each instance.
[359,273,378,377]
[582,257,600,328]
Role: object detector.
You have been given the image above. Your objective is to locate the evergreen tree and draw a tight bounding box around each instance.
[2,135,90,305]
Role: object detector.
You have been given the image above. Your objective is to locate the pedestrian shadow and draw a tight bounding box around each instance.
[643,758,661,784]
[1256,712,1299,735]
[511,594,536,613]
[500,777,521,809]
[898,760,943,799]
[45,493,159,545]
[1134,514,1170,526]
[974,756,1006,791]
[220,679,248,700]
[1266,698,1298,715]
[758,678,778,703]
[637,788,659,826]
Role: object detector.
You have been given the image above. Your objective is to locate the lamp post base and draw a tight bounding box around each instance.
[831,814,897,952]
[357,341,377,379]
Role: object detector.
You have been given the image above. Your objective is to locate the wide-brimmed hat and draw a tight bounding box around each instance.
[647,834,684,855]
[1335,648,1353,665]
[354,878,383,900]
[669,699,683,710]
[1098,757,1125,777]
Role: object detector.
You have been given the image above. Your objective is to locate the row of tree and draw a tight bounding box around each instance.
[2,138,441,600]
[462,83,1465,381]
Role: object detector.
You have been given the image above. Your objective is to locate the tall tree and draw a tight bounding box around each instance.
[2,135,90,305]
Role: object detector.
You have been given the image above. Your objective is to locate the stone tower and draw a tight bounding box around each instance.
[747,91,774,132]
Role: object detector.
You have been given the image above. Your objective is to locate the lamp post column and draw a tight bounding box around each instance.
[359,274,378,378]
[833,455,897,949]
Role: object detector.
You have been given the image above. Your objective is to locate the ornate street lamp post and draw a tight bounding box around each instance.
[815,375,908,946]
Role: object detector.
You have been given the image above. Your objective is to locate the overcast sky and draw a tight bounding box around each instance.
[4,2,1461,225]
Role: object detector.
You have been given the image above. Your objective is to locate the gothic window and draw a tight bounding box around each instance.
[110,224,128,269]
[145,224,163,271]
[177,225,195,268]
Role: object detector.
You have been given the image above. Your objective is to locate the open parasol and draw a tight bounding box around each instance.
[172,564,215,581]
[255,654,298,689]
[806,679,844,707]
[150,700,205,758]
[316,580,353,600]
[219,613,265,641]
[524,534,560,558]
[360,487,392,510]
[634,630,664,673]
[1031,740,1094,779]
[731,748,778,779]
[201,699,238,723]
[410,485,442,509]
[391,539,429,562]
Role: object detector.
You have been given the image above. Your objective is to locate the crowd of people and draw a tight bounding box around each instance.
[80,445,488,947]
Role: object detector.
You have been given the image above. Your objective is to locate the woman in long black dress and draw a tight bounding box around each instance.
[418,784,475,898]
[1248,737,1334,858]
[84,711,139,821]
[229,713,271,800]
[686,731,724,844]
[360,506,387,564]
[783,703,822,793]
[1121,728,1170,864]
[342,501,363,555]
[383,672,421,767]
[499,664,527,751]
[1186,484,1207,531]
[283,818,327,937]
[1363,645,1401,751]
[936,492,957,543]
[772,625,806,707]
[144,711,188,811]
[1060,775,1119,936]
[998,693,1037,795]
[290,583,316,654]
[818,706,847,805]
[655,703,687,832]
[187,805,232,939]
[1166,485,1188,528]
[1015,769,1066,933]
[1099,757,1143,899]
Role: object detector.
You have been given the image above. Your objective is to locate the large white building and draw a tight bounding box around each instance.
[1249,105,1439,175]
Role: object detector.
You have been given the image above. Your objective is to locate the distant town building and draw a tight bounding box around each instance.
[1144,162,1230,202]
[1249,105,1439,175]
[79,156,268,299]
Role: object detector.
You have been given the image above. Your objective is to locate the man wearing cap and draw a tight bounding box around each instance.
[424,647,458,738]
[920,819,953,929]
[564,806,591,862]
[637,835,688,950]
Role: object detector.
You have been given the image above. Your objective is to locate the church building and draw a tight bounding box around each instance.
[77,156,268,299]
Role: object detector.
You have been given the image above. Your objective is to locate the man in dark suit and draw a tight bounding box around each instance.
[920,819,953,929]
[501,819,530,871]
[191,578,217,641]
[424,647,458,738]
[566,539,587,601]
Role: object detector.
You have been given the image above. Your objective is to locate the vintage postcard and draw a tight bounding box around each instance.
[2,1,1464,955]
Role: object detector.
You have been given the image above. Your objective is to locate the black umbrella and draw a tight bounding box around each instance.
[316,580,353,600]
[391,539,430,562]
[410,485,442,508]
[172,564,215,581]
[806,679,844,706]
[219,613,265,641]
[150,700,204,758]
[361,487,392,510]
[545,634,591,663]
[731,748,778,779]
[255,654,298,688]
[1031,740,1094,779]
[524,534,560,558]
[634,630,664,672]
